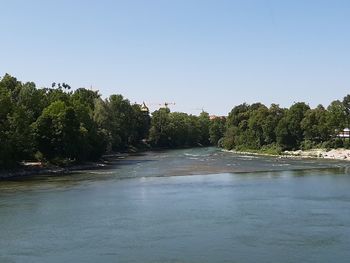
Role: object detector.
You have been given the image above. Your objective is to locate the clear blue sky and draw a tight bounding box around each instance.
[1,0,349,115]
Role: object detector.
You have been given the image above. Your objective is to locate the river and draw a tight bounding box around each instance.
[1,147,350,263]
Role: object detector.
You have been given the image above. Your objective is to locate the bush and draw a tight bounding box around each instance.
[261,143,282,155]
[300,140,315,150]
[344,139,350,149]
[322,138,344,149]
[335,138,344,148]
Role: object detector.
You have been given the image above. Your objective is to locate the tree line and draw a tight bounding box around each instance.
[0,74,222,168]
[221,96,350,154]
[2,73,350,168]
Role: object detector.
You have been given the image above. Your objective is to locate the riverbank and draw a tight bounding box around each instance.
[0,153,130,180]
[284,148,350,160]
[3,147,350,180]
[225,148,350,161]
[0,146,201,180]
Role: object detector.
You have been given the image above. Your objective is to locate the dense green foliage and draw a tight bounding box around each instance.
[2,73,350,168]
[222,98,350,153]
[0,74,213,168]
[209,116,226,146]
[0,74,152,168]
[148,110,212,147]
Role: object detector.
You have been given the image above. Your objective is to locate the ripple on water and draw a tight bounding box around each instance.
[1,148,350,262]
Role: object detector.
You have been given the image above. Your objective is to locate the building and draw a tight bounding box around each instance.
[140,102,149,113]
[337,128,350,138]
[209,115,226,120]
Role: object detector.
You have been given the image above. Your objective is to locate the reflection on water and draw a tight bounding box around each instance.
[1,147,350,263]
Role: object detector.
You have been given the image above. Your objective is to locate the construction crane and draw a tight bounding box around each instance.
[163,102,176,108]
[192,107,205,113]
[147,102,176,109]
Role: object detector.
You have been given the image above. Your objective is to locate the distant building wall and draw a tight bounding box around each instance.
[337,128,350,138]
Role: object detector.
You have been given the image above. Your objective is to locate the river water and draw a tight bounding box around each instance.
[1,147,350,263]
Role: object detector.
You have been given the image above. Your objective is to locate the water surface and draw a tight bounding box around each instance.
[1,148,350,263]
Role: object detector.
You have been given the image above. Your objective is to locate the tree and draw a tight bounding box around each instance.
[71,88,100,112]
[262,104,285,145]
[198,111,210,146]
[129,104,151,145]
[222,126,238,150]
[247,105,269,148]
[33,101,82,161]
[0,81,15,167]
[149,108,172,147]
[186,115,201,146]
[276,102,310,150]
[343,95,350,127]
[0,74,37,167]
[209,117,226,146]
[327,100,347,135]
[105,95,135,150]
[226,103,250,127]
[301,105,331,145]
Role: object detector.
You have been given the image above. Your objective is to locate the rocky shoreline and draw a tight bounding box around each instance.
[226,148,350,161]
[283,148,350,160]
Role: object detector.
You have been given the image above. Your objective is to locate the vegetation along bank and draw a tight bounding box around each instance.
[1,73,350,171]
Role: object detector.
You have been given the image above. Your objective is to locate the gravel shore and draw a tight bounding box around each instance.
[284,148,350,160]
[225,148,350,161]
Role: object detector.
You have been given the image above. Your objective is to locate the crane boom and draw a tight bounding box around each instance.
[146,102,176,109]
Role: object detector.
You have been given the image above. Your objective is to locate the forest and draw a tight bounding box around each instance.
[222,97,350,154]
[1,73,350,168]
[0,74,222,168]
